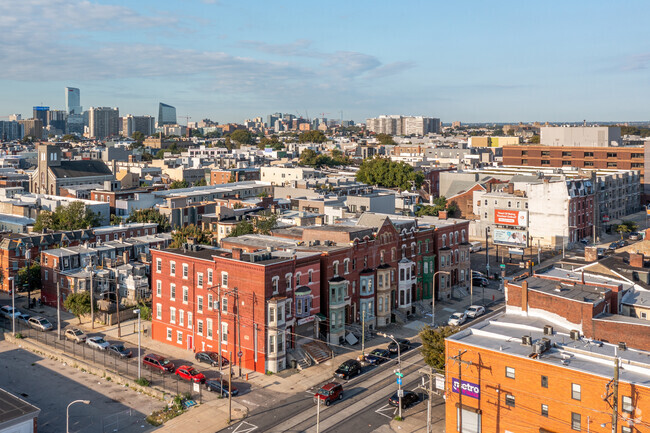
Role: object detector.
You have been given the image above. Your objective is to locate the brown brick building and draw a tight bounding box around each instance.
[503,144,648,202]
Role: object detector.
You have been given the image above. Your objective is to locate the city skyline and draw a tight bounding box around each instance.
[1,0,649,124]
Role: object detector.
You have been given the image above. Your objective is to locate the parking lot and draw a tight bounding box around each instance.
[0,340,160,433]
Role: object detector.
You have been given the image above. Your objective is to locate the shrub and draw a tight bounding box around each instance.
[136,377,151,387]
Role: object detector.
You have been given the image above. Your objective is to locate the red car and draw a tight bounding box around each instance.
[175,365,206,383]
[313,382,343,406]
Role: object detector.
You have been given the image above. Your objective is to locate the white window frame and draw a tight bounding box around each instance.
[207,318,213,339]
[182,286,188,304]
[208,294,213,310]
[176,331,182,344]
[197,295,203,313]
[197,320,203,336]
[156,280,161,297]
[170,261,176,276]
[170,307,176,324]
[272,276,279,294]
[207,269,213,285]
[156,303,162,320]
[187,312,192,329]
[221,322,228,343]
[179,309,184,326]
[182,264,188,279]
[156,258,162,273]
[197,272,203,288]
[170,283,176,301]
[221,271,228,287]
[166,328,172,341]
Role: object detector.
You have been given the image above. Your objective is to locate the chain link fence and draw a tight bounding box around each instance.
[0,316,209,403]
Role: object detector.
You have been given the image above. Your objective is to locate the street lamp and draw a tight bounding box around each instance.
[431,271,450,327]
[485,227,491,276]
[379,332,403,420]
[9,277,15,336]
[133,309,141,379]
[66,399,90,433]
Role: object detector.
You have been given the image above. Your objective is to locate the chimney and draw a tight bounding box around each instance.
[521,281,528,313]
[186,237,196,245]
[122,250,129,264]
[584,246,599,262]
[438,210,448,220]
[581,270,585,284]
[506,183,514,194]
[629,252,644,268]
[232,247,242,260]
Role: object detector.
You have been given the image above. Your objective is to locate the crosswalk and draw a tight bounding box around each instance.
[231,421,258,433]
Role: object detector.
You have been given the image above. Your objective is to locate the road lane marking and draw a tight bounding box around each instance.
[232,421,258,433]
[375,404,397,419]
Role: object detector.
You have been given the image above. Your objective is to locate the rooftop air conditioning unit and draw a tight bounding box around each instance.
[619,342,627,351]
[570,330,580,340]
[522,335,532,346]
[543,325,554,336]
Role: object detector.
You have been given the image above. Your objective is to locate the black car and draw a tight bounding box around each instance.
[195,351,229,367]
[388,390,419,409]
[205,379,238,397]
[365,348,391,365]
[108,343,132,358]
[334,359,362,379]
[388,339,411,355]
[472,277,489,287]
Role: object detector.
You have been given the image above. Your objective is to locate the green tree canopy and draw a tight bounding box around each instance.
[529,135,540,144]
[33,202,101,232]
[194,178,207,186]
[16,263,41,293]
[62,134,80,142]
[126,209,171,232]
[375,133,395,145]
[356,157,424,190]
[255,212,278,235]
[419,325,459,371]
[230,129,254,145]
[64,291,95,324]
[169,180,189,189]
[298,130,327,143]
[299,148,349,168]
[416,196,459,218]
[228,220,255,238]
[170,224,212,248]
[259,135,284,150]
[131,131,145,144]
[615,220,639,239]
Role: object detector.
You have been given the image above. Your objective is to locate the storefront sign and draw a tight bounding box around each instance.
[495,209,528,227]
[298,316,315,325]
[452,378,480,399]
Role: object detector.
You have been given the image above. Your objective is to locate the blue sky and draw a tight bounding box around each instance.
[1,0,649,124]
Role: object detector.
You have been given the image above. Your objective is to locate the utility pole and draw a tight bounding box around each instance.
[89,266,95,329]
[116,279,121,338]
[470,270,473,306]
[236,287,242,378]
[450,350,471,433]
[228,351,233,424]
[217,284,222,374]
[485,227,491,277]
[612,351,619,433]
[417,366,443,433]
[361,311,365,357]
[316,392,321,433]
[56,281,61,340]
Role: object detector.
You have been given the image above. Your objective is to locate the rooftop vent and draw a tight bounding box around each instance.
[543,325,554,336]
[522,335,532,346]
[619,342,627,351]
[570,330,581,341]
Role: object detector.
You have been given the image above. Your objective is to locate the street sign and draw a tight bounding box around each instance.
[397,390,404,398]
[396,378,402,385]
[394,370,404,378]
[238,351,243,358]
[193,382,200,392]
[500,264,506,269]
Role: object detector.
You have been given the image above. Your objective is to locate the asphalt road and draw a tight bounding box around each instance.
[219,346,437,433]
[0,340,161,433]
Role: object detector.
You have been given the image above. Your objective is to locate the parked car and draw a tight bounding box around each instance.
[388,339,411,355]
[472,276,489,287]
[205,379,238,396]
[143,354,175,373]
[65,328,87,343]
[175,365,206,383]
[388,390,419,408]
[469,242,482,253]
[629,232,641,241]
[464,305,486,319]
[86,336,110,350]
[334,359,362,380]
[27,316,53,331]
[313,382,343,406]
[108,343,132,358]
[448,312,467,326]
[0,305,20,319]
[472,270,486,278]
[195,351,229,367]
[16,312,31,325]
[365,348,391,365]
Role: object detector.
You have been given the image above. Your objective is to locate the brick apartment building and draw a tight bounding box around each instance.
[503,144,648,203]
[150,243,322,373]
[445,268,649,432]
[222,213,470,345]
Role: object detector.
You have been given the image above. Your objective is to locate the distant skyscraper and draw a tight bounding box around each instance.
[0,121,24,141]
[366,115,441,135]
[65,87,82,115]
[122,115,155,137]
[33,106,49,126]
[89,107,119,139]
[158,103,176,126]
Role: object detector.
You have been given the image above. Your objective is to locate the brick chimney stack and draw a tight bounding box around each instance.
[521,280,528,313]
[232,247,242,260]
[438,210,448,220]
[629,252,644,268]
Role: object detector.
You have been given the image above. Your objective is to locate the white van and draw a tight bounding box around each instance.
[469,242,482,253]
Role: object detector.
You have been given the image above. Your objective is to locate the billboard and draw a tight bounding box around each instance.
[495,209,528,227]
[452,378,480,399]
[493,228,528,247]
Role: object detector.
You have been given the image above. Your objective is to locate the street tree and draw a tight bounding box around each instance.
[33,201,101,232]
[170,224,212,248]
[375,133,396,145]
[615,220,639,239]
[230,130,254,145]
[127,209,171,232]
[169,180,189,189]
[64,291,95,324]
[298,130,326,143]
[356,157,424,190]
[419,325,459,371]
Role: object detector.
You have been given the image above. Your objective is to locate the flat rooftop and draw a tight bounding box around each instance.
[449,313,650,388]
[0,388,40,424]
[513,275,609,303]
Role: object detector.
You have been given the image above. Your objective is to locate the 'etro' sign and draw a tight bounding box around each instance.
[452,378,480,399]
